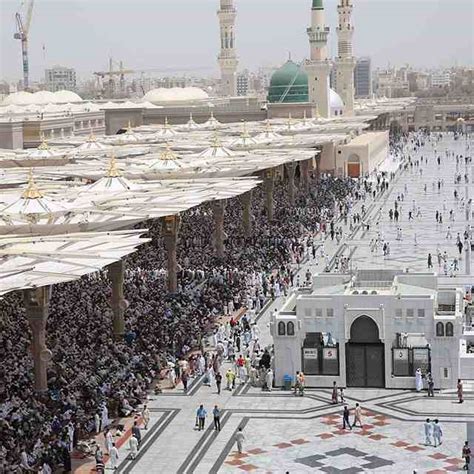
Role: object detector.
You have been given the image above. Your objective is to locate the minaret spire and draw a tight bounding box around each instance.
[304,0,332,118]
[217,0,238,97]
[335,0,356,115]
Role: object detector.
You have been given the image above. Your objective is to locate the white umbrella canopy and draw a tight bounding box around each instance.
[201,111,221,130]
[152,117,179,138]
[197,134,234,159]
[0,170,69,217]
[0,229,150,296]
[26,138,66,160]
[148,142,184,171]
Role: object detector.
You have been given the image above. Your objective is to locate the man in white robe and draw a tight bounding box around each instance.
[110,443,119,470]
[129,435,139,460]
[415,368,423,392]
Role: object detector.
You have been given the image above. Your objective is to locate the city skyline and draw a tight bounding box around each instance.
[0,0,473,82]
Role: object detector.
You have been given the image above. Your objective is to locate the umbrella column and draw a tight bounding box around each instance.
[241,190,253,237]
[108,259,126,339]
[23,286,51,393]
[264,169,275,222]
[315,151,322,180]
[300,159,310,192]
[213,200,226,258]
[162,215,180,293]
[286,162,297,205]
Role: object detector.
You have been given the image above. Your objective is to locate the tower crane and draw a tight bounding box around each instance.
[14,0,35,91]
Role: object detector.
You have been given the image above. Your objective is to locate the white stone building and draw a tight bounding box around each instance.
[271,270,464,390]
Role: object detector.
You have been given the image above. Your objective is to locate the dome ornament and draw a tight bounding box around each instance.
[159,142,178,161]
[106,153,121,178]
[37,133,49,151]
[22,169,44,200]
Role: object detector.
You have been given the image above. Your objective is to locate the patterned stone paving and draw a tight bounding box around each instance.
[102,135,472,473]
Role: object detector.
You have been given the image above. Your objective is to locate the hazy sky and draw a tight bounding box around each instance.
[0,0,473,82]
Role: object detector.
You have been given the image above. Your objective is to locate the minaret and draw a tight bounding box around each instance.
[217,0,238,97]
[335,0,356,115]
[304,0,332,118]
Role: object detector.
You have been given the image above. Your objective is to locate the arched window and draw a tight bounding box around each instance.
[436,322,444,337]
[287,321,295,336]
[278,321,286,336]
[446,322,454,336]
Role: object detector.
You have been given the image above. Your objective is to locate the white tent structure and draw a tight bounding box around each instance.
[0,230,149,296]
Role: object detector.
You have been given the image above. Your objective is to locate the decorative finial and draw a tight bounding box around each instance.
[160,142,178,161]
[241,120,249,138]
[107,152,121,177]
[38,133,49,151]
[265,119,272,133]
[88,127,97,142]
[22,169,43,199]
[288,112,292,131]
[164,116,169,128]
[127,120,132,130]
[212,131,221,148]
[303,110,307,121]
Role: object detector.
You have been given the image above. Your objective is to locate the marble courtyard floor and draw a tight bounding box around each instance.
[106,134,472,473]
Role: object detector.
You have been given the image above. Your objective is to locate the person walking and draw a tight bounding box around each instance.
[352,403,363,428]
[110,443,119,470]
[213,405,221,431]
[342,406,352,430]
[427,253,433,269]
[196,404,207,431]
[415,368,423,392]
[132,421,141,447]
[216,371,222,394]
[339,388,345,404]
[462,441,471,471]
[226,368,236,391]
[129,434,139,460]
[95,446,104,473]
[424,418,432,445]
[142,405,150,430]
[426,373,435,397]
[235,427,245,454]
[457,379,464,403]
[432,419,443,447]
[182,370,189,392]
[105,428,113,455]
[331,381,338,404]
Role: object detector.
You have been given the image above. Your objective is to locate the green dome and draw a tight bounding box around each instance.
[267,60,309,104]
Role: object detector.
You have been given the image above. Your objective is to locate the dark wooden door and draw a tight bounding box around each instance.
[346,344,384,388]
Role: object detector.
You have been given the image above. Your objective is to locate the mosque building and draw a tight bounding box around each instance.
[267,0,353,120]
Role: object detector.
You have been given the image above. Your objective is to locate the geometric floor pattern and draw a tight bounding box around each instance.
[220,409,467,473]
[105,135,472,473]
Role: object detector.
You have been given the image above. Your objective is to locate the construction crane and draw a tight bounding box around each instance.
[14,0,35,91]
[93,59,134,98]
[93,58,213,98]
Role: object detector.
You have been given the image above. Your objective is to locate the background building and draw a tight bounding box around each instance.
[45,66,77,92]
[272,270,464,389]
[354,57,372,98]
[237,71,249,96]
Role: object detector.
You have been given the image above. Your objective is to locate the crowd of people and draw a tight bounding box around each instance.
[0,156,370,471]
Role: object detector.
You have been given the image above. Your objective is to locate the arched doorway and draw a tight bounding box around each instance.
[347,154,361,178]
[346,316,385,387]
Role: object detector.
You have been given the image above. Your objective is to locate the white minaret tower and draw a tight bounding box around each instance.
[217,0,238,97]
[304,0,332,118]
[335,0,356,115]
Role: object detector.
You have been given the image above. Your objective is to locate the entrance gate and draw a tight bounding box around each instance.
[346,316,385,388]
